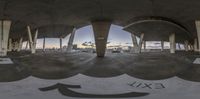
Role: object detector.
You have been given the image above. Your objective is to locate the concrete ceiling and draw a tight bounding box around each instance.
[123,17,192,43]
[0,0,200,41]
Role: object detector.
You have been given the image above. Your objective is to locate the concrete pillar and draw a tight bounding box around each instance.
[27,26,38,54]
[161,41,164,51]
[138,33,144,53]
[0,20,11,56]
[184,40,189,51]
[33,30,38,53]
[67,28,76,52]
[60,38,62,51]
[188,44,191,50]
[13,41,21,51]
[17,38,23,52]
[189,44,193,51]
[131,34,139,53]
[8,38,12,51]
[195,21,200,52]
[194,38,198,51]
[13,42,18,51]
[92,21,111,57]
[143,41,146,50]
[25,41,29,50]
[27,26,33,51]
[169,33,175,53]
[178,43,181,50]
[190,44,194,51]
[43,37,45,52]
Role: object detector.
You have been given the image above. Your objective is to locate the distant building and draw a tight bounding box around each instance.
[73,44,78,50]
[127,46,133,51]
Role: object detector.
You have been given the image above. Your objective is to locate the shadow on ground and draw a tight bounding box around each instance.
[0,51,198,82]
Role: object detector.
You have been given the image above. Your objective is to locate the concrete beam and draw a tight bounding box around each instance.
[169,33,175,53]
[67,28,76,52]
[92,21,111,57]
[0,20,12,56]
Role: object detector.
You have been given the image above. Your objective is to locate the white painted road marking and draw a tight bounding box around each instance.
[0,74,199,99]
[0,58,13,64]
[193,58,200,64]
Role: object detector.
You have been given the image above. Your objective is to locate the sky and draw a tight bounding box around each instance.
[23,24,133,49]
[22,24,183,50]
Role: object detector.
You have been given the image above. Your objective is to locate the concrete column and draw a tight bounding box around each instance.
[184,40,189,51]
[188,44,191,51]
[60,38,62,51]
[25,41,29,50]
[190,44,194,51]
[67,28,76,52]
[169,33,175,53]
[92,21,111,57]
[188,44,191,50]
[131,34,139,53]
[178,43,181,50]
[0,20,11,56]
[138,33,144,53]
[15,42,19,51]
[143,41,146,50]
[27,26,38,54]
[194,38,198,51]
[32,29,38,53]
[161,41,164,51]
[27,26,32,50]
[195,21,200,52]
[17,38,23,52]
[43,37,45,51]
[13,42,18,51]
[8,38,12,51]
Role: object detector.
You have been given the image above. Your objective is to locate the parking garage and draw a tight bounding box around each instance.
[1,0,200,99]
